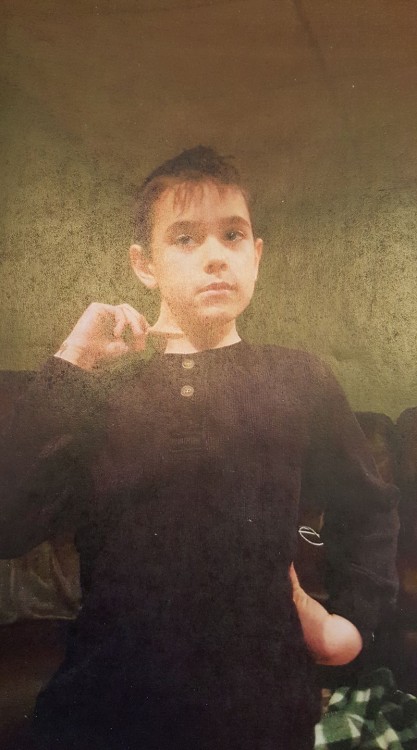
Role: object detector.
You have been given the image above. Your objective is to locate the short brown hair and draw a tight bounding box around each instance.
[133,146,252,254]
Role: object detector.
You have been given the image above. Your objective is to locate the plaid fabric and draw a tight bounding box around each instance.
[315,668,417,749]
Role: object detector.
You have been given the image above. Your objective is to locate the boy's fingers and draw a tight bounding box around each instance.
[289,563,304,599]
[289,563,299,586]
[120,303,147,321]
[113,307,129,338]
[118,305,148,352]
[106,341,130,357]
[119,304,149,337]
[66,302,148,361]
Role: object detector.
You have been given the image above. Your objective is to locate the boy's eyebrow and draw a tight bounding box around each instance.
[165,216,251,235]
[219,216,252,229]
[165,221,200,235]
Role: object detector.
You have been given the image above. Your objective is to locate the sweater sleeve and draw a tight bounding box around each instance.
[302,357,399,646]
[0,357,101,559]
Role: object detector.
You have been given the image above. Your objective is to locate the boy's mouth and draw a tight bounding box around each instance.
[198,282,235,294]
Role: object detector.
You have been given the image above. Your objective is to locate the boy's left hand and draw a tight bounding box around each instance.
[290,564,363,666]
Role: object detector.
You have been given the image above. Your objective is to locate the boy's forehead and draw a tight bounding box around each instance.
[153,180,251,227]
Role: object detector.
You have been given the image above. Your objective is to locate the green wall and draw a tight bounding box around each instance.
[2,1,417,418]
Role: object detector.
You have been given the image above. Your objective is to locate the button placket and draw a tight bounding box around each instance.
[180,357,197,398]
[169,354,206,453]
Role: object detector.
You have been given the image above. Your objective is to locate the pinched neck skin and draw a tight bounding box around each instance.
[150,303,241,354]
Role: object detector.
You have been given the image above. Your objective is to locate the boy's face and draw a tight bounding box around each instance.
[131,181,263,332]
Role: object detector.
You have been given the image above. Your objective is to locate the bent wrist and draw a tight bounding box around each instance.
[54,342,96,371]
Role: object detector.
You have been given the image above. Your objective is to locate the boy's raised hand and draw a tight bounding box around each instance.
[54,302,149,370]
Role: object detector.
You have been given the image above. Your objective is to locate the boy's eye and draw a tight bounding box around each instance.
[175,234,194,246]
[225,230,244,242]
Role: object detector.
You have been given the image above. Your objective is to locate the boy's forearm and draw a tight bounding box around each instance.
[290,564,363,666]
[298,598,363,666]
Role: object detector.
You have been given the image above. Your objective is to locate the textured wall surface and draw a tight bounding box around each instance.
[2,0,417,417]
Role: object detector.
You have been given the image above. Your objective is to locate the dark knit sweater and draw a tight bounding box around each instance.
[0,342,399,749]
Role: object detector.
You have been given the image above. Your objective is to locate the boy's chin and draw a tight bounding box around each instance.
[195,299,248,323]
[194,309,237,327]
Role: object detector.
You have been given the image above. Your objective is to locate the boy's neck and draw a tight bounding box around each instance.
[149,308,241,354]
[163,327,241,354]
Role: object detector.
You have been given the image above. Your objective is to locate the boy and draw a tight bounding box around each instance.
[0,147,398,749]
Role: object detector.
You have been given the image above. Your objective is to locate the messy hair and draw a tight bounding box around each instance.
[133,145,253,254]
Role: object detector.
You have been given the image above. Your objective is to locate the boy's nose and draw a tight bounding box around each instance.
[202,237,229,272]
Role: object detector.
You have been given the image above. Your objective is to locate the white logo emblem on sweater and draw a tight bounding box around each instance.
[298,526,323,546]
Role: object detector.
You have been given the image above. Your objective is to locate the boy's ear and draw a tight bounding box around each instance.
[254,238,263,278]
[129,244,158,289]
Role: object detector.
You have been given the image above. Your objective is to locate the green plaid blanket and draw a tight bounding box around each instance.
[315,668,417,749]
